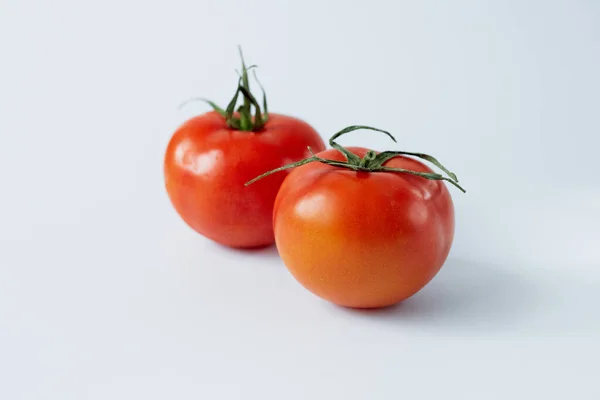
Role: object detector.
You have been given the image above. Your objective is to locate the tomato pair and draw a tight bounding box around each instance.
[164,50,464,308]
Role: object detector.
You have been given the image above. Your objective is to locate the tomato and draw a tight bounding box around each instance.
[249,126,463,308]
[164,50,325,248]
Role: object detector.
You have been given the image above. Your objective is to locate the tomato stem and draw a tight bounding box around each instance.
[188,47,269,132]
[239,47,252,130]
[246,126,466,193]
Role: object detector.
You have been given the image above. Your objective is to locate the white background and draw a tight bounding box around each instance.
[1,0,599,399]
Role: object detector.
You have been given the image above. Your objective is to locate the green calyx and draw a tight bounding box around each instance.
[245,126,466,193]
[181,46,269,132]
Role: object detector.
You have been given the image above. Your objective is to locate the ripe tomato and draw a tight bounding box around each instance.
[250,126,463,308]
[164,51,325,248]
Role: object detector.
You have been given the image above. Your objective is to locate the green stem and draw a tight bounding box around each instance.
[245,156,318,186]
[380,167,465,192]
[359,150,377,168]
[238,86,263,129]
[375,151,458,182]
[246,126,466,193]
[197,47,269,132]
[252,70,269,123]
[178,98,226,116]
[238,46,252,130]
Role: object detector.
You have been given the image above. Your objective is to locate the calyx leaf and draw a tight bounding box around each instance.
[246,126,465,193]
[181,46,269,132]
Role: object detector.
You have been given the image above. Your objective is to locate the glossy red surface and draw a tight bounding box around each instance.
[273,147,455,308]
[164,111,325,248]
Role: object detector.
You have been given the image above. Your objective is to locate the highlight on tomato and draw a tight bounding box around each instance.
[247,126,465,308]
[164,49,325,248]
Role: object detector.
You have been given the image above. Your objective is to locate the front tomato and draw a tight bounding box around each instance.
[248,126,464,308]
[164,51,325,248]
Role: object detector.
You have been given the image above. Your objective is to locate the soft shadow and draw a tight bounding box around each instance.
[336,258,541,332]
[241,244,281,260]
[212,241,282,261]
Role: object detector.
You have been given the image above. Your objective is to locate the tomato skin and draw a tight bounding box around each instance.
[164,111,325,248]
[273,147,455,308]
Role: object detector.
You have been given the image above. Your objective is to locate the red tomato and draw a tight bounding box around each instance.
[165,111,325,248]
[164,50,325,248]
[264,128,461,308]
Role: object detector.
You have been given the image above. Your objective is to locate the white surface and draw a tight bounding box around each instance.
[1,0,599,399]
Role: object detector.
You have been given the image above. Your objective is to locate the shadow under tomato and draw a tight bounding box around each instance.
[241,244,280,258]
[333,258,543,333]
[212,240,282,261]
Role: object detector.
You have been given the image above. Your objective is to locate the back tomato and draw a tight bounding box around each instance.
[165,111,325,248]
[273,147,455,308]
